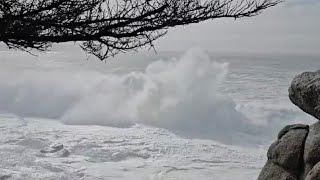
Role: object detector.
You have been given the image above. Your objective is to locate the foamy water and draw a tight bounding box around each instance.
[0,49,319,179]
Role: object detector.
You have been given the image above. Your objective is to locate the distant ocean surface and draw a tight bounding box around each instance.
[219,53,319,138]
[0,49,319,179]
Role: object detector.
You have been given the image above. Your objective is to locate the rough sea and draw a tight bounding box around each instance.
[0,49,319,179]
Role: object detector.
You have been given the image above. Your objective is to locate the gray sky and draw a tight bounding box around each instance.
[0,0,319,55]
[155,0,320,55]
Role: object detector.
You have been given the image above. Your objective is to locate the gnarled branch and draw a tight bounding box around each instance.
[0,0,282,60]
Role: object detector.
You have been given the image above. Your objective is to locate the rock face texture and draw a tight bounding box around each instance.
[289,71,320,120]
[305,162,320,180]
[304,122,320,176]
[269,126,308,172]
[258,161,297,180]
[258,70,320,180]
[258,125,309,180]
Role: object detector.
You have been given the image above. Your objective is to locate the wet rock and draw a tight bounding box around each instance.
[40,143,64,154]
[289,70,320,120]
[57,149,70,157]
[0,174,11,180]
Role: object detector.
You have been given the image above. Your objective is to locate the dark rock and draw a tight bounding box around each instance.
[57,149,70,157]
[268,128,308,172]
[40,143,64,154]
[257,161,297,180]
[267,140,279,159]
[258,70,320,180]
[277,124,309,139]
[289,71,320,120]
[259,125,309,180]
[304,122,320,175]
[305,161,320,180]
[0,175,11,180]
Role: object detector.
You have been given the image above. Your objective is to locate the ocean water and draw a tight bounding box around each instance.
[0,49,319,179]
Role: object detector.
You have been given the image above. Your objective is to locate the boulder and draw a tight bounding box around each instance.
[258,70,320,180]
[58,149,70,157]
[270,127,308,172]
[289,70,320,120]
[305,161,320,180]
[40,143,64,154]
[258,161,297,180]
[268,125,308,172]
[39,143,70,157]
[258,124,309,180]
[277,124,309,139]
[304,122,320,175]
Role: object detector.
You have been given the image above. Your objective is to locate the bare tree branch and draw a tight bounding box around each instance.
[0,0,282,60]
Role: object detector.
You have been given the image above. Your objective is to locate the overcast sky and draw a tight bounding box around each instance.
[0,0,319,55]
[155,0,320,55]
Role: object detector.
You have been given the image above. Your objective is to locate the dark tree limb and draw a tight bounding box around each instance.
[0,0,282,60]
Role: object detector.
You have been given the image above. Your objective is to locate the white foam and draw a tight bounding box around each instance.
[0,50,280,144]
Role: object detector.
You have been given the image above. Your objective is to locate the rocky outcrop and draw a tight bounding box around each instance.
[258,70,320,180]
[40,143,64,153]
[289,70,320,120]
[269,125,308,172]
[277,124,309,139]
[258,125,309,180]
[304,122,320,176]
[305,162,320,180]
[258,161,297,180]
[40,143,70,157]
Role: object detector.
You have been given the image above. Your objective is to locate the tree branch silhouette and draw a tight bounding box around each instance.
[0,0,282,60]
